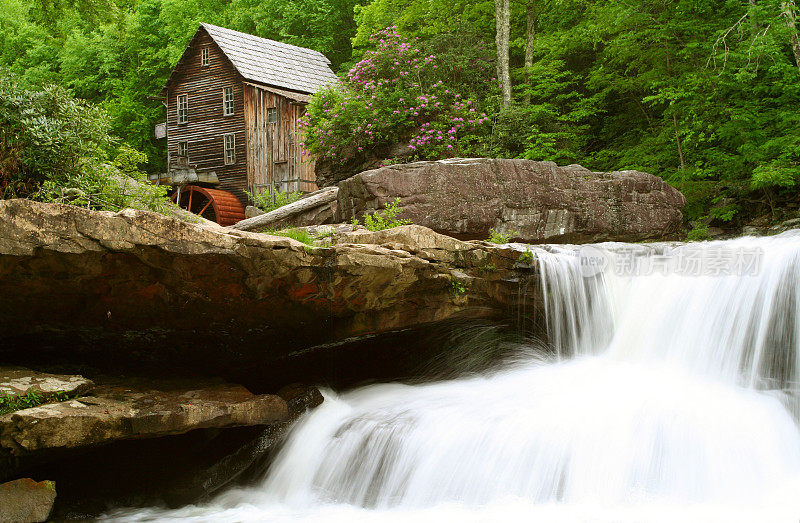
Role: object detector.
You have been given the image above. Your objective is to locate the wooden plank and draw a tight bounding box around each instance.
[244,84,252,193]
[228,186,338,231]
[278,97,288,163]
[262,91,269,189]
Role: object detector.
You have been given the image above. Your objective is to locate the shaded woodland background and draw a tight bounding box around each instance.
[2,0,799,229]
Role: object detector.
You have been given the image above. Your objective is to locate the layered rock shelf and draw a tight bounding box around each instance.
[0,199,538,381]
[0,367,301,478]
[0,365,321,517]
[0,375,287,458]
[0,174,685,517]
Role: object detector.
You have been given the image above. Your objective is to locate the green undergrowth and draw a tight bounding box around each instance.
[518,249,534,264]
[352,197,412,231]
[246,190,303,213]
[686,222,711,241]
[271,228,316,246]
[0,390,75,415]
[261,227,335,253]
[450,279,468,295]
[487,228,518,244]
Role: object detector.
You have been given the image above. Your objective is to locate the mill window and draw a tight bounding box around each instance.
[177,94,188,124]
[201,47,209,66]
[224,133,235,165]
[267,107,277,123]
[223,87,234,116]
[178,141,188,158]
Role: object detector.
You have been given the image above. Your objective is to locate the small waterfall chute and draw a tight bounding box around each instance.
[107,232,800,522]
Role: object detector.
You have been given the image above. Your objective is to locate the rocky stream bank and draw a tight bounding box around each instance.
[0,159,691,519]
[0,197,545,518]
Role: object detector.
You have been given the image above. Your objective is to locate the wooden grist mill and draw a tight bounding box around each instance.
[154,23,338,225]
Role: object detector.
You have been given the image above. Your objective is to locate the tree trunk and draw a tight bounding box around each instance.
[782,1,800,70]
[524,2,536,104]
[229,186,339,231]
[673,114,686,171]
[665,52,686,171]
[495,0,512,107]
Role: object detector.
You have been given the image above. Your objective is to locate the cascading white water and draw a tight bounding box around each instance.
[109,233,800,522]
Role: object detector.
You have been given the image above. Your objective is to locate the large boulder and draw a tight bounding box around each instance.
[336,158,686,243]
[0,478,56,523]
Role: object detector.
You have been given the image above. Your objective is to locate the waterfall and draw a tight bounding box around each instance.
[108,233,800,522]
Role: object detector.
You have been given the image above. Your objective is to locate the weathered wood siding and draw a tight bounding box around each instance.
[290,103,318,193]
[243,84,317,195]
[165,31,248,203]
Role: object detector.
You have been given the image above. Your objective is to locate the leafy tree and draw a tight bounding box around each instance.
[229,0,367,70]
[353,0,494,47]
[0,70,168,211]
[0,69,111,197]
[2,0,799,226]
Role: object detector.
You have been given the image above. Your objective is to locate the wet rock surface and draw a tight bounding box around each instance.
[278,383,325,416]
[336,158,685,243]
[742,216,800,237]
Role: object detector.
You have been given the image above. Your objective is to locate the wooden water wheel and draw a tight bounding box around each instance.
[171,185,246,226]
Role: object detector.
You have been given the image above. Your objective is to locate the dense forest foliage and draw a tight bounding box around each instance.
[1,0,799,229]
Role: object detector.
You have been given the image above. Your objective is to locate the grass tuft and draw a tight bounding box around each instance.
[0,390,74,415]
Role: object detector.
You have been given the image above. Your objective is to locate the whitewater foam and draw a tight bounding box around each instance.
[107,233,800,522]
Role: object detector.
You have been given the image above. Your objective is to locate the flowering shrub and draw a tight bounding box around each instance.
[300,27,490,164]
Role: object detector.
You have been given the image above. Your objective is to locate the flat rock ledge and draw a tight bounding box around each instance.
[0,374,287,457]
[0,367,94,399]
[0,199,536,376]
[0,367,299,483]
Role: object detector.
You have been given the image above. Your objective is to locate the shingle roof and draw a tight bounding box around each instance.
[200,23,338,94]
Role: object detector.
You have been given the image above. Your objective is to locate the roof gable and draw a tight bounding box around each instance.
[163,24,339,95]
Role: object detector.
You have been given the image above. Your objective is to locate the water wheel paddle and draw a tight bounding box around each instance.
[171,185,245,226]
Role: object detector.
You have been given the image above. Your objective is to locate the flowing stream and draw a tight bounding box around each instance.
[109,233,800,522]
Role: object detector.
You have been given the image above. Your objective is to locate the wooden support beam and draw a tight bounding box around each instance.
[228,186,338,231]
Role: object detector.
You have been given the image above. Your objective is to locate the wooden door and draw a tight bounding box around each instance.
[246,86,275,196]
